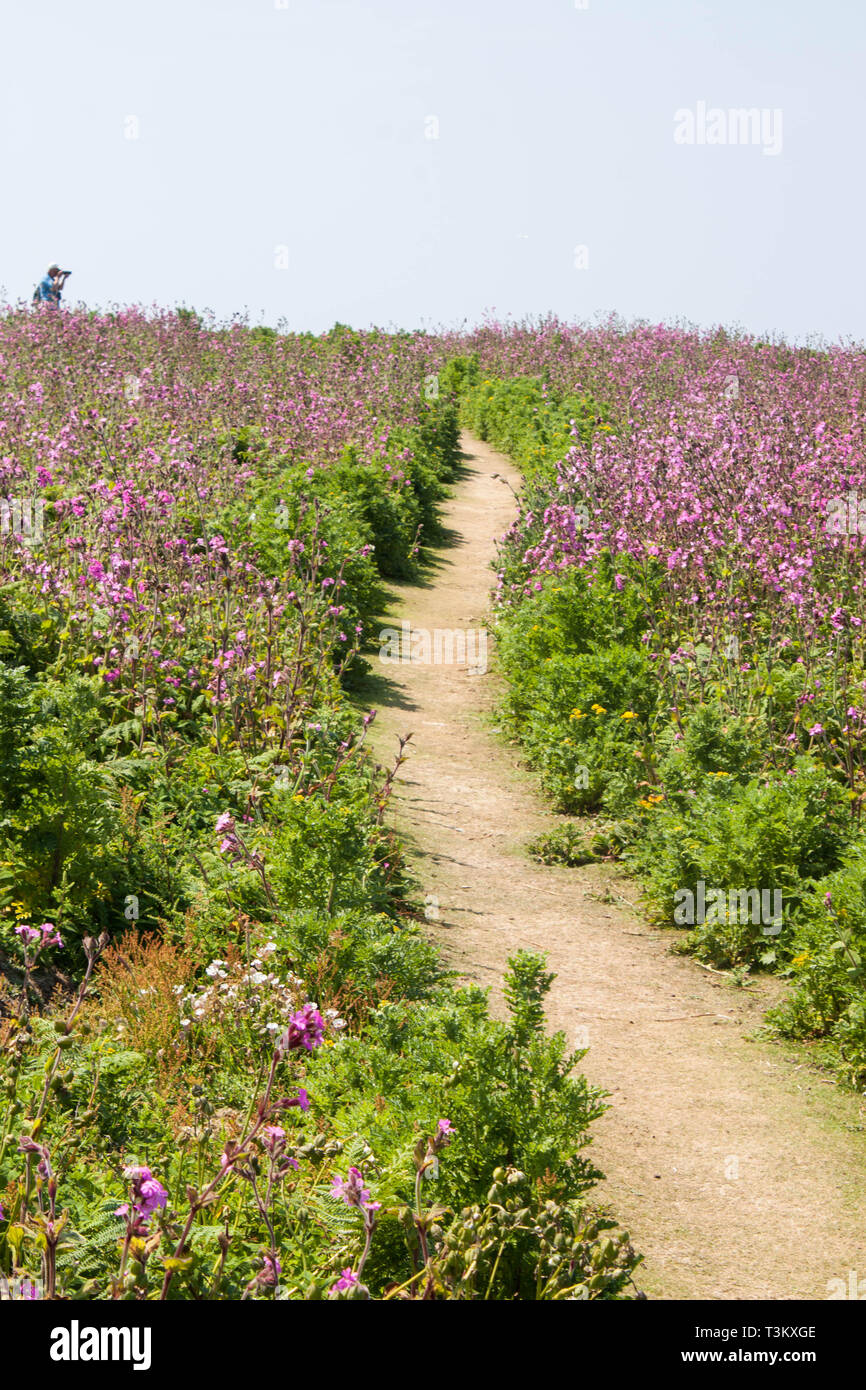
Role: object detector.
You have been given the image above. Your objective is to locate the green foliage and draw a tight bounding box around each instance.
[174,307,202,331]
[0,938,634,1301]
[637,759,851,967]
[419,1172,639,1300]
[460,372,605,485]
[264,790,398,916]
[502,950,556,1046]
[0,591,62,675]
[769,844,866,1086]
[273,908,444,1008]
[527,823,600,867]
[0,666,181,953]
[316,956,604,1222]
[438,354,479,400]
[495,568,658,814]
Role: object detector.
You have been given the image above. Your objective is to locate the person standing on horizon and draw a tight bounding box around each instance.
[33,264,71,309]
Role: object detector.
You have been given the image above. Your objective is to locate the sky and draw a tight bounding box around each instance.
[1,0,862,342]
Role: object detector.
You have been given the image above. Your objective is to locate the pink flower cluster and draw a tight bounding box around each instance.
[115,1164,169,1230]
[277,1003,325,1055]
[14,922,62,950]
[331,1166,381,1215]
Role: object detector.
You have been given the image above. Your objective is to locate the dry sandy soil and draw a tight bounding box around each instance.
[363,431,866,1301]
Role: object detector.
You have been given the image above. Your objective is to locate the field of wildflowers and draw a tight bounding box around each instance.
[10,302,862,1303]
[455,317,866,1086]
[0,309,639,1301]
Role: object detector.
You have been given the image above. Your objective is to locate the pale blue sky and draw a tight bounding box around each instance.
[1,0,861,341]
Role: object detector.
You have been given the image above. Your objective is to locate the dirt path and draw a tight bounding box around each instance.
[364,432,866,1301]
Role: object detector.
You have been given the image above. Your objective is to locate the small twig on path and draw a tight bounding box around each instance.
[694,960,752,984]
[605,888,642,911]
[652,1012,734,1023]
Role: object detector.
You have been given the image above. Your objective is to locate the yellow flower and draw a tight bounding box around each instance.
[569,709,584,721]
[590,703,606,715]
[621,711,638,720]
[792,951,811,968]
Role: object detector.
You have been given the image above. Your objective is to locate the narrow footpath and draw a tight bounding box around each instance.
[365,431,866,1300]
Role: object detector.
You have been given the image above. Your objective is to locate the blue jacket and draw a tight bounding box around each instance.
[37,274,60,306]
